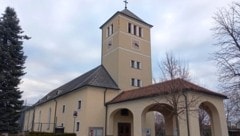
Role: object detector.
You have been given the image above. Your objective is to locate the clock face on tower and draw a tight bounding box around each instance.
[132,39,140,50]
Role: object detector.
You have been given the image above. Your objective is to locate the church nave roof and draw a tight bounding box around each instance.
[34,65,119,106]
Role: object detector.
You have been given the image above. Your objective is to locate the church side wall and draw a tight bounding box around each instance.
[84,87,120,136]
[23,86,120,136]
[33,100,56,132]
[23,108,34,132]
[55,87,88,135]
[85,87,109,135]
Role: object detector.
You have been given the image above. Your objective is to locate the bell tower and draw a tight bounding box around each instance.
[100,6,153,90]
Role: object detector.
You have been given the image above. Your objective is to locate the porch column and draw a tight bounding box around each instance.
[188,107,200,136]
[106,107,114,136]
[133,112,142,136]
[214,102,229,136]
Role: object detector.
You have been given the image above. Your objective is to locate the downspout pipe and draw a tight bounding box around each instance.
[31,106,35,132]
[104,88,108,136]
[53,99,58,133]
[183,91,190,136]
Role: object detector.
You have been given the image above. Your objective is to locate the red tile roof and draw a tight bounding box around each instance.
[107,78,227,104]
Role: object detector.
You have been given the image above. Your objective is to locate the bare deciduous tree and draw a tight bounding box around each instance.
[158,52,190,81]
[155,113,165,136]
[212,2,240,126]
[198,107,211,136]
[156,52,199,136]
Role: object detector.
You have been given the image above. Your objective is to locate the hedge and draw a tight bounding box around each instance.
[27,132,76,136]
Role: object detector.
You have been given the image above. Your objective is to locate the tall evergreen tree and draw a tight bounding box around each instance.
[0,7,29,133]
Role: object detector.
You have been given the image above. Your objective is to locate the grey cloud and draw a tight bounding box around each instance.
[0,0,231,104]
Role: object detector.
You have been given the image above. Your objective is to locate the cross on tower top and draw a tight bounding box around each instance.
[124,0,128,9]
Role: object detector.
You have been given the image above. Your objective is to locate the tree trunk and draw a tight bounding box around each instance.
[175,114,180,136]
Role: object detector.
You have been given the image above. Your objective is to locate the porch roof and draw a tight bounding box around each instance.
[107,78,227,104]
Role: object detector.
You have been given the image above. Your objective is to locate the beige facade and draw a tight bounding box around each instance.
[23,7,229,136]
[23,86,120,135]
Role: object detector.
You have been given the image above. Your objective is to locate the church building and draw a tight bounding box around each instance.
[23,3,229,136]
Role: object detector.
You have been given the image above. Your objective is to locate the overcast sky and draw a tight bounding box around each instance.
[0,0,233,105]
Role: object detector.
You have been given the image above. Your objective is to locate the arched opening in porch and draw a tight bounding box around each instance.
[142,103,174,136]
[198,101,221,136]
[109,108,133,136]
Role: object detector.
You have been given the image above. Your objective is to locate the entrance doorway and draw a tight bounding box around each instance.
[118,123,131,136]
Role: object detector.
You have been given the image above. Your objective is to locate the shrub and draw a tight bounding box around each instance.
[27,132,76,136]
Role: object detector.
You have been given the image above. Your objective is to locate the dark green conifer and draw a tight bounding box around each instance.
[0,7,30,133]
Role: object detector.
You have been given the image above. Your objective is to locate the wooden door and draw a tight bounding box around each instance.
[118,123,131,136]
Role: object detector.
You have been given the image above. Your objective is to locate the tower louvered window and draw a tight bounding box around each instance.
[131,78,142,87]
[128,22,143,37]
